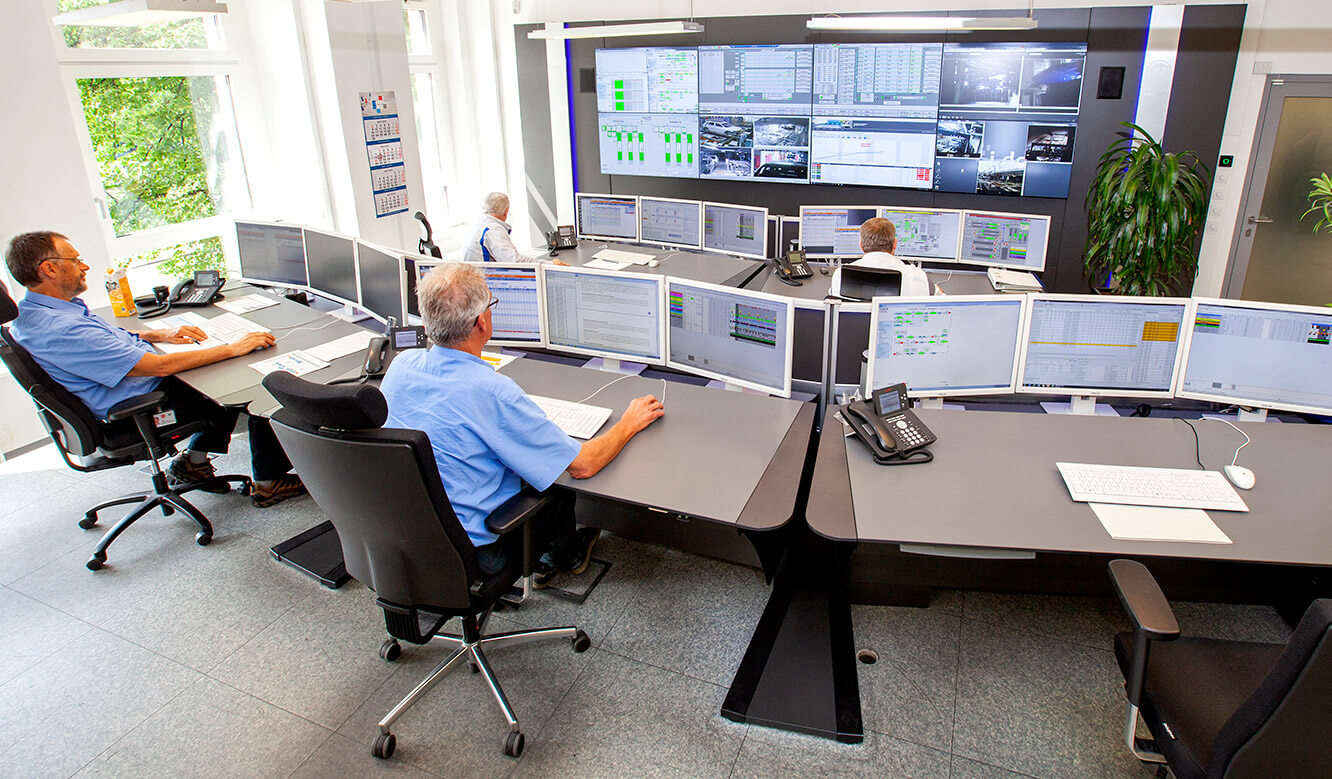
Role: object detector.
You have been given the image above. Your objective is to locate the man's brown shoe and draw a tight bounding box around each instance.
[251,475,307,507]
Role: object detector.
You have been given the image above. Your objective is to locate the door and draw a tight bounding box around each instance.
[1226,76,1332,305]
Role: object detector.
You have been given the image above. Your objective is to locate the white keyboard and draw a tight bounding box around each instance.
[1056,462,1249,512]
[592,248,655,265]
[528,395,612,440]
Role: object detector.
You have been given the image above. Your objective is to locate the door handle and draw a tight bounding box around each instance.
[1247,215,1275,224]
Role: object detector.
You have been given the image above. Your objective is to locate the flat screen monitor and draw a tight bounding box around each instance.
[791,302,827,385]
[1176,298,1332,416]
[302,228,358,307]
[575,193,639,243]
[597,113,699,179]
[798,206,878,259]
[867,295,1027,397]
[702,202,767,260]
[1018,294,1189,400]
[834,304,871,386]
[639,196,703,250]
[595,47,698,114]
[877,207,963,262]
[236,220,307,288]
[540,265,665,365]
[779,216,801,257]
[698,44,813,116]
[957,211,1050,272]
[666,277,794,397]
[356,242,406,325]
[471,262,544,348]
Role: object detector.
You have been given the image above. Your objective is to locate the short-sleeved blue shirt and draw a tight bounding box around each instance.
[380,347,581,546]
[10,291,161,418]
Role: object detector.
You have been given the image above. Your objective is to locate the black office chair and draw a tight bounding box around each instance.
[0,287,249,570]
[1108,559,1332,778]
[261,371,589,760]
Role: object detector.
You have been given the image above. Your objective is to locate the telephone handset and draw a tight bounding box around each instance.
[546,225,577,252]
[364,337,391,376]
[773,249,813,286]
[362,325,427,378]
[842,383,936,466]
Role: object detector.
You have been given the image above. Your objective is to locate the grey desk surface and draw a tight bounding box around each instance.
[560,242,760,287]
[745,265,1004,300]
[809,407,1332,566]
[499,357,811,528]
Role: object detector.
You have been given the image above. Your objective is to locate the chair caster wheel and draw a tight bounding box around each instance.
[502,730,524,757]
[379,639,401,661]
[78,515,98,530]
[195,531,212,546]
[162,505,175,517]
[572,629,590,653]
[372,732,395,759]
[470,662,480,674]
[241,482,253,497]
[87,553,106,571]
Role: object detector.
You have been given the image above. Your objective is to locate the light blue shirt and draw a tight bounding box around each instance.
[380,347,581,546]
[10,291,161,418]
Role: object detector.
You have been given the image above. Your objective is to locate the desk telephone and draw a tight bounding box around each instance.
[363,325,427,377]
[547,225,577,252]
[842,383,936,466]
[772,250,813,286]
[137,270,225,318]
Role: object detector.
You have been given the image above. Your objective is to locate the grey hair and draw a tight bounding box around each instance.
[859,218,898,254]
[482,192,509,217]
[417,262,490,347]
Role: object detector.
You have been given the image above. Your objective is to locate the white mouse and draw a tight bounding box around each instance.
[1223,464,1256,490]
[646,259,660,268]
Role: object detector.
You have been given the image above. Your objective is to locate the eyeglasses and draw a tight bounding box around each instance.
[40,255,83,264]
[475,296,499,326]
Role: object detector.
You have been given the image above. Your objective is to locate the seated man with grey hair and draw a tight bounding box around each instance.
[461,191,568,266]
[829,217,931,299]
[380,262,663,583]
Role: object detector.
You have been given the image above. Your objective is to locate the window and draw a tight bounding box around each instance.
[56,0,221,50]
[406,6,457,227]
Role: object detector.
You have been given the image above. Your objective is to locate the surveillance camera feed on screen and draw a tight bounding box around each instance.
[594,41,1086,197]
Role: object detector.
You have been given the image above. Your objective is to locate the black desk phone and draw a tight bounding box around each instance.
[363,325,427,377]
[171,270,225,306]
[773,249,813,286]
[842,383,936,465]
[547,225,577,252]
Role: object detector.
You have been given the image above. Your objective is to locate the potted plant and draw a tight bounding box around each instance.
[1083,122,1211,296]
[1302,173,1332,233]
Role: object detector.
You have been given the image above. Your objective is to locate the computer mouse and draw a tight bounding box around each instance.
[1223,464,1256,490]
[647,259,660,268]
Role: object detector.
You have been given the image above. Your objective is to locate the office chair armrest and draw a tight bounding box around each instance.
[1109,559,1181,640]
[105,391,167,422]
[484,490,553,537]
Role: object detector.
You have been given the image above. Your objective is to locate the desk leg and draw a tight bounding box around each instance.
[722,533,862,743]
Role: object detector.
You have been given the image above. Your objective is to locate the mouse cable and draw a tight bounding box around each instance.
[1176,418,1205,470]
[575,372,669,406]
[1204,415,1251,466]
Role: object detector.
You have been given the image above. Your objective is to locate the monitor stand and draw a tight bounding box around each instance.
[1041,396,1119,416]
[1236,407,1270,423]
[329,304,370,323]
[916,397,945,410]
[584,357,645,375]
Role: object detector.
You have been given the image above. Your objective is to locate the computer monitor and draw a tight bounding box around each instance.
[779,216,801,257]
[302,228,358,307]
[470,262,544,348]
[575,193,639,243]
[702,202,767,260]
[1176,298,1332,418]
[639,196,702,250]
[877,207,964,262]
[867,295,1027,399]
[540,265,665,366]
[1018,294,1189,409]
[355,242,406,325]
[798,206,878,260]
[666,278,795,397]
[957,210,1051,272]
[236,220,307,288]
[833,303,872,387]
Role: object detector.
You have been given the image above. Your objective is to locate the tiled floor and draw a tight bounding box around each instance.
[0,437,1292,778]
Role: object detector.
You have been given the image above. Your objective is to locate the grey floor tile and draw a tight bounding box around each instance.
[0,478,128,585]
[0,586,93,686]
[851,603,961,753]
[208,581,405,730]
[601,549,767,687]
[337,613,589,777]
[733,726,951,778]
[223,491,325,547]
[72,677,332,779]
[12,531,311,672]
[513,650,745,778]
[1172,600,1292,643]
[0,451,82,515]
[949,754,1040,778]
[951,620,1144,778]
[0,626,201,777]
[290,732,442,779]
[962,591,1131,650]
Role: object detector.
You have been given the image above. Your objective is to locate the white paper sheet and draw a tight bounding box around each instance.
[305,331,378,362]
[214,293,279,314]
[583,258,631,270]
[248,350,329,377]
[1090,502,1232,544]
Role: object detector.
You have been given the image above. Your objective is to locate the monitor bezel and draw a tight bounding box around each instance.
[1016,293,1190,400]
[664,275,795,398]
[875,206,966,263]
[300,226,360,309]
[575,192,641,244]
[638,196,704,250]
[797,205,881,260]
[539,264,667,366]
[463,261,548,349]
[1176,297,1332,416]
[354,240,408,326]
[234,218,310,290]
[955,209,1052,273]
[701,201,769,260]
[867,293,1028,398]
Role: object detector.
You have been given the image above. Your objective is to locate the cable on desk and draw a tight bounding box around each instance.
[1206,416,1251,466]
[270,319,344,335]
[574,373,670,406]
[1177,418,1206,469]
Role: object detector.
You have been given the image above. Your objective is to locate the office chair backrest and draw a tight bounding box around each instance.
[263,372,479,610]
[1212,598,1332,777]
[0,282,16,324]
[0,326,105,459]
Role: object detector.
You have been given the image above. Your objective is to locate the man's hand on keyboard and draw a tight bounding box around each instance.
[621,394,665,434]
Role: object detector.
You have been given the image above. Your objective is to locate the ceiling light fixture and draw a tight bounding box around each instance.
[53,0,228,28]
[807,15,1038,32]
[527,21,705,41]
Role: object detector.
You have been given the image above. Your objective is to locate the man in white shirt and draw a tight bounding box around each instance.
[829,217,931,298]
[461,192,568,266]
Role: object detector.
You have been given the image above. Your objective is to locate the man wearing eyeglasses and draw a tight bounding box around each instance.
[4,231,305,507]
[380,261,664,585]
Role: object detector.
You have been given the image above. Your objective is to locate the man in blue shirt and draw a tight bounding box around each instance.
[381,262,663,583]
[5,231,305,507]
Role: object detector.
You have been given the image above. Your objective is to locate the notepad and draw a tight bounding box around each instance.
[1090,503,1232,544]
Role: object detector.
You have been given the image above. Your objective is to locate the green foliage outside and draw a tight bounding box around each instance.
[59,0,208,49]
[1302,174,1332,235]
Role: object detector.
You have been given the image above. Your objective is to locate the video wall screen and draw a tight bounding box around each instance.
[594,41,1086,198]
